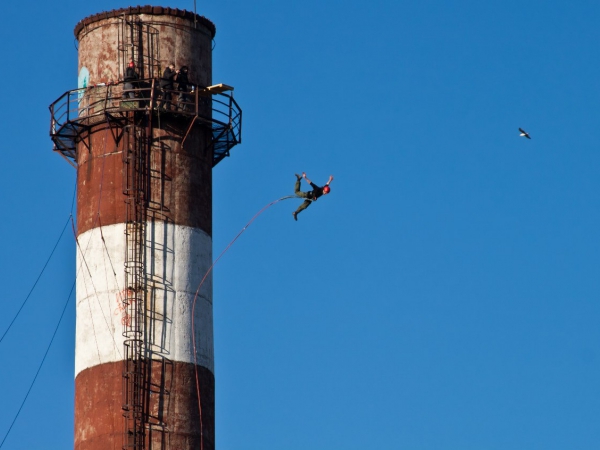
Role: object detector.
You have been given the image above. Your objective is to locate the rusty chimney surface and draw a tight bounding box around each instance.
[62,6,228,450]
[74,5,216,39]
[75,5,215,87]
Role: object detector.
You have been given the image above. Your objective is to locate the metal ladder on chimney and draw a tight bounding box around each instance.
[118,15,162,449]
[118,14,161,80]
[121,120,149,450]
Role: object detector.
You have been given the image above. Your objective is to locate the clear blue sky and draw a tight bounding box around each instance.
[1,1,599,449]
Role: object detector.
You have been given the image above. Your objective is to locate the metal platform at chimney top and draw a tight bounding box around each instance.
[49,79,242,168]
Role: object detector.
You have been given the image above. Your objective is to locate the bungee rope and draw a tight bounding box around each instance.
[190,194,296,449]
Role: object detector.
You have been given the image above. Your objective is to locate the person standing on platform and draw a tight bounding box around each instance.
[122,60,139,99]
[177,65,190,111]
[159,63,178,110]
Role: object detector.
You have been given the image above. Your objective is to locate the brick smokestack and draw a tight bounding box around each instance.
[70,6,218,449]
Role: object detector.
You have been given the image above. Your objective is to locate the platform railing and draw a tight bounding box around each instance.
[49,78,242,167]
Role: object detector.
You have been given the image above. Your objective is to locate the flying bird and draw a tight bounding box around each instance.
[519,128,531,139]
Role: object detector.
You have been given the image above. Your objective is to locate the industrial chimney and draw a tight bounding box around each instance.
[49,6,242,450]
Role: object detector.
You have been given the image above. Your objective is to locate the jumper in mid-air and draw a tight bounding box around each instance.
[292,172,334,221]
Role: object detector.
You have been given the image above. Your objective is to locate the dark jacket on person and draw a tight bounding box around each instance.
[177,70,189,92]
[160,67,176,89]
[124,67,138,82]
[308,183,325,201]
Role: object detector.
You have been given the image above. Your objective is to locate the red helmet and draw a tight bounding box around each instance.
[128,61,135,68]
[323,185,331,194]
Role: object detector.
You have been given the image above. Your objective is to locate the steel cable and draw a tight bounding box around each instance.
[0,214,71,345]
[0,281,75,449]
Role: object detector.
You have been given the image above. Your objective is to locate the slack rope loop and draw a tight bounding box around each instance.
[191,194,296,450]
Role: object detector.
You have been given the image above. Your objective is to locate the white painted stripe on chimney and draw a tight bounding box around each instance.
[74,222,214,377]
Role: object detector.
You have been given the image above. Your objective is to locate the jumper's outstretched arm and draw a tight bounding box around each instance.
[302,172,334,186]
